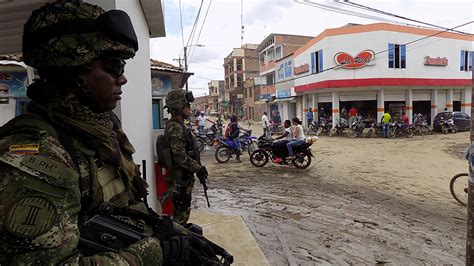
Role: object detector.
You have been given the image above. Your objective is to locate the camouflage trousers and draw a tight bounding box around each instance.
[171,176,195,225]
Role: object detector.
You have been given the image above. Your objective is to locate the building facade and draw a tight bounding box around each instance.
[257,34,314,120]
[290,23,472,127]
[223,44,259,116]
[150,59,192,137]
[207,80,224,113]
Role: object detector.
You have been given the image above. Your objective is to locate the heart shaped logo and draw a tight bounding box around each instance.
[334,50,375,69]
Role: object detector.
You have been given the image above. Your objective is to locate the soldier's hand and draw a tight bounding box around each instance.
[124,237,163,265]
[196,166,208,182]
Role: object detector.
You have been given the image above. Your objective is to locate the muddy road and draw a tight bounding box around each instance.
[192,131,469,265]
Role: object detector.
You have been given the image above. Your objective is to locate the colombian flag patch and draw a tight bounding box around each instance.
[9,144,40,154]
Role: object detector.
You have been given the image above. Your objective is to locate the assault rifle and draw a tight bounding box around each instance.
[78,204,233,265]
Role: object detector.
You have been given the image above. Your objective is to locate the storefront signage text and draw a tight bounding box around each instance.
[424,56,448,66]
[294,64,309,75]
[334,50,375,69]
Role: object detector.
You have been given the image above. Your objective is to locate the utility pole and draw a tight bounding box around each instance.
[184,46,189,91]
[172,56,184,69]
[467,69,474,264]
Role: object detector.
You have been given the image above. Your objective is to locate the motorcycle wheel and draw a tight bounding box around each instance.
[450,173,468,206]
[406,128,414,138]
[247,141,258,156]
[451,125,458,133]
[316,127,323,136]
[388,128,397,139]
[346,129,357,138]
[214,145,231,163]
[441,125,449,134]
[292,151,312,169]
[329,128,337,137]
[197,138,205,152]
[250,150,268,167]
[365,129,373,138]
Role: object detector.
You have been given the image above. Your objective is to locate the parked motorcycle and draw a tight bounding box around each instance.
[329,118,348,137]
[249,136,315,169]
[388,122,414,138]
[346,117,365,138]
[193,123,222,152]
[365,122,384,138]
[439,117,457,134]
[413,114,432,135]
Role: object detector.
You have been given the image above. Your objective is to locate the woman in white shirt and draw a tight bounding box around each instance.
[287,117,306,158]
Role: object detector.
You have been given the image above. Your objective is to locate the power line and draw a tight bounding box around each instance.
[185,0,204,52]
[189,0,213,64]
[178,0,185,49]
[339,0,473,36]
[295,0,417,26]
[271,20,474,86]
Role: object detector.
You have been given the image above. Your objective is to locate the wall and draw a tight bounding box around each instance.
[113,0,157,209]
[0,99,16,125]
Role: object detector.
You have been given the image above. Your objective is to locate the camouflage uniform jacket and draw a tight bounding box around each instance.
[164,119,202,190]
[0,114,162,265]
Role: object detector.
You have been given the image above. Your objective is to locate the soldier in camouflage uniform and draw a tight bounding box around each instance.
[164,89,208,225]
[0,1,164,264]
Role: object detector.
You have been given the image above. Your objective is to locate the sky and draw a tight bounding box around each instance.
[149,0,474,97]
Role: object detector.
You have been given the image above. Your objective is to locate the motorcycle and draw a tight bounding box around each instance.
[365,122,384,138]
[329,118,348,137]
[193,123,222,152]
[387,122,414,138]
[413,115,432,135]
[439,117,457,134]
[346,117,365,138]
[249,136,315,169]
[214,129,257,163]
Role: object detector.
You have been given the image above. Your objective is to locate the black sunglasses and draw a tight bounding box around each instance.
[101,58,126,78]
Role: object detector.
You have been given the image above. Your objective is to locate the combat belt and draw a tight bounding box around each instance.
[78,203,233,265]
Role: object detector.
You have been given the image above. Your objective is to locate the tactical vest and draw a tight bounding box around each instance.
[0,114,148,214]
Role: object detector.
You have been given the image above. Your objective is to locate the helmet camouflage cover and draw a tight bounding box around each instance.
[165,89,194,115]
[22,0,138,68]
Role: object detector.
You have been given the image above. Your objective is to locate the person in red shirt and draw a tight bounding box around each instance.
[401,111,410,133]
[348,106,358,126]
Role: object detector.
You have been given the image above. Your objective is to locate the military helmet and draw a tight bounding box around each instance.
[22,0,138,68]
[165,89,195,115]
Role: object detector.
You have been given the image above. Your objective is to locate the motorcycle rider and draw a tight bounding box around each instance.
[226,116,242,162]
[287,118,306,159]
[272,120,293,163]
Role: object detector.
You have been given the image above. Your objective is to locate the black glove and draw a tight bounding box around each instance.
[153,217,233,265]
[196,166,208,182]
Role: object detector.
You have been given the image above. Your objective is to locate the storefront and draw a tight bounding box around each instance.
[292,23,472,126]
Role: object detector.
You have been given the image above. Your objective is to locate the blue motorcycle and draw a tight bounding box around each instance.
[214,129,257,163]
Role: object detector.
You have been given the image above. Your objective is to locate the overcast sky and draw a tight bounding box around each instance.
[149,0,474,97]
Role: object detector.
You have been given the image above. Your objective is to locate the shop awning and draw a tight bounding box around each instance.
[254,99,268,105]
[271,97,295,103]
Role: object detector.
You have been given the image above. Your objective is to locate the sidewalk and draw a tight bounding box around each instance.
[189,211,269,266]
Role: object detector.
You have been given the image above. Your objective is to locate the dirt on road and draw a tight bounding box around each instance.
[192,125,469,265]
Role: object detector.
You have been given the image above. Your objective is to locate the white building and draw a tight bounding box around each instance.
[288,23,472,127]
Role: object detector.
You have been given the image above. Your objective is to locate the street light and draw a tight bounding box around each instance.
[184,44,205,91]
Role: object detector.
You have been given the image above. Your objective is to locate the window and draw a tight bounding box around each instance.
[275,46,282,59]
[460,50,473,71]
[277,60,293,80]
[152,99,162,129]
[236,58,243,71]
[259,53,265,64]
[249,87,253,98]
[388,43,406,69]
[267,49,274,61]
[311,49,323,74]
[266,73,274,85]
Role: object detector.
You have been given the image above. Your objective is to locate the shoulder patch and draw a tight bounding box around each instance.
[4,197,57,238]
[9,144,40,155]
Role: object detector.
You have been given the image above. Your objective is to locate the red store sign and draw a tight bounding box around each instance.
[424,56,448,66]
[294,63,309,75]
[334,50,375,69]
